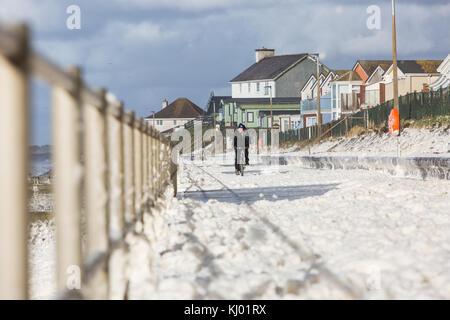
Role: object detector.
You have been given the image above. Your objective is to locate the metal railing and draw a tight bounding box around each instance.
[0,24,177,299]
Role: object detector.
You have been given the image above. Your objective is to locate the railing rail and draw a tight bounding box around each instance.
[0,24,177,299]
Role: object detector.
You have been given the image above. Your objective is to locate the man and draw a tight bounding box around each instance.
[233,123,249,175]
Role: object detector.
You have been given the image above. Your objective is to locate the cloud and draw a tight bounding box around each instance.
[102,21,178,43]
[111,0,282,11]
[2,0,448,145]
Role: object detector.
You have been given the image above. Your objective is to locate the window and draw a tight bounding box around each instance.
[157,120,163,126]
[264,82,269,95]
[306,117,317,127]
[248,83,251,93]
[242,111,245,122]
[256,82,260,92]
[173,120,177,125]
[247,112,254,123]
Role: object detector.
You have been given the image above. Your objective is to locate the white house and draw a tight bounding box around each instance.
[330,70,363,120]
[429,54,450,91]
[145,98,205,133]
[381,60,442,100]
[300,70,343,101]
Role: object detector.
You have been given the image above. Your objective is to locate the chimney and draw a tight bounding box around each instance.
[255,48,275,63]
[162,99,168,109]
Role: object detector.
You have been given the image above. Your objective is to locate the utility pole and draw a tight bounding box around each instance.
[213,100,216,129]
[265,85,273,129]
[270,86,273,129]
[392,0,399,112]
[391,0,400,135]
[316,53,322,134]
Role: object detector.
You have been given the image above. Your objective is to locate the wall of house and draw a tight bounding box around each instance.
[367,68,384,85]
[231,80,276,98]
[147,118,191,132]
[275,57,328,97]
[330,82,362,117]
[384,75,440,100]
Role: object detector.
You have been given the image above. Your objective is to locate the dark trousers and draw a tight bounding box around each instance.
[235,148,249,170]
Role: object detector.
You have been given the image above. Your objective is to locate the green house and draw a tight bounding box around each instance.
[207,96,302,131]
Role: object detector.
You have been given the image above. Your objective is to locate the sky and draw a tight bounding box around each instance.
[1,0,449,145]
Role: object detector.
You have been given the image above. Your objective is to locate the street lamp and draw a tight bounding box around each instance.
[264,85,273,129]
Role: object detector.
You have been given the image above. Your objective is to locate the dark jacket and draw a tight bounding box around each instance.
[233,130,249,150]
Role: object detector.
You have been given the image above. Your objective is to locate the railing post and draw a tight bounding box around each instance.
[142,122,149,207]
[52,66,83,296]
[83,88,109,299]
[107,101,124,241]
[147,124,154,200]
[151,127,157,196]
[123,111,135,225]
[0,24,30,300]
[157,133,162,194]
[106,100,125,300]
[134,118,143,219]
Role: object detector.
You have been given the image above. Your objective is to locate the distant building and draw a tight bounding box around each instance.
[382,60,442,100]
[429,54,450,91]
[206,49,331,130]
[353,60,392,107]
[330,70,363,119]
[145,98,205,133]
[229,48,329,99]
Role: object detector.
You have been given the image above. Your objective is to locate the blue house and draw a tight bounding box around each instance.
[300,93,332,128]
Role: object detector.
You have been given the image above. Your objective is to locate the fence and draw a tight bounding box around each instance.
[184,115,214,129]
[280,86,450,144]
[0,24,177,299]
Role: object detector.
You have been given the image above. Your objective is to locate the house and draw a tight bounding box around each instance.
[352,60,392,107]
[382,60,442,100]
[300,93,332,128]
[229,48,330,99]
[330,70,363,119]
[429,54,450,91]
[213,97,301,131]
[206,48,332,131]
[300,72,332,101]
[145,98,205,133]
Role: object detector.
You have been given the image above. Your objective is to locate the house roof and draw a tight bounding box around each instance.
[206,95,231,114]
[396,60,443,74]
[332,69,351,77]
[354,60,393,77]
[230,97,301,105]
[230,54,308,82]
[332,70,362,82]
[146,98,205,119]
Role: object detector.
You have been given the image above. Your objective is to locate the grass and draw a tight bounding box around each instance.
[404,115,450,129]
